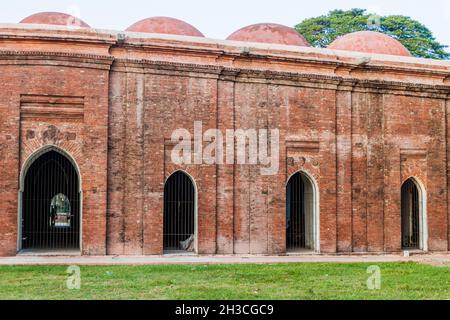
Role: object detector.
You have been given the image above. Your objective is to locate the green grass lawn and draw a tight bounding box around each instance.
[0,262,448,300]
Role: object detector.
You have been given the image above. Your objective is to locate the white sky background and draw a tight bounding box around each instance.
[1,0,450,46]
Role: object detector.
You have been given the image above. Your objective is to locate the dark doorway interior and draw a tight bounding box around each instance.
[286,172,315,251]
[22,150,80,251]
[401,179,421,250]
[163,171,195,253]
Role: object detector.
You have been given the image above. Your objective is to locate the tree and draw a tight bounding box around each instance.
[295,9,449,60]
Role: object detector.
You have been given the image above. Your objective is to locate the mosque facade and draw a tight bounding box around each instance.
[0,12,449,256]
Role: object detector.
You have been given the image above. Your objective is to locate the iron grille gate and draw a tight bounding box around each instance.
[286,172,314,251]
[401,179,420,249]
[163,171,195,253]
[22,150,80,250]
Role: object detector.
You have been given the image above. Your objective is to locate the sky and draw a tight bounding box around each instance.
[1,0,450,46]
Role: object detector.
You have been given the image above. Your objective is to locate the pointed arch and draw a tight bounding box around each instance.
[18,145,82,252]
[20,145,82,192]
[401,177,428,251]
[163,170,198,253]
[286,170,320,252]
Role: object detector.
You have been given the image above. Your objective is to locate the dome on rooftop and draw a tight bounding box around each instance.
[328,31,411,57]
[227,23,310,46]
[126,17,204,37]
[20,12,90,28]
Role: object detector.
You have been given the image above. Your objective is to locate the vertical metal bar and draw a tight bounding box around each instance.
[50,154,53,250]
[173,173,175,250]
[179,173,181,249]
[293,174,295,250]
[180,173,183,249]
[68,155,70,249]
[65,156,68,249]
[42,154,46,249]
[163,181,166,250]
[59,155,62,249]
[51,155,54,250]
[51,154,54,249]
[44,155,47,249]
[66,155,69,249]
[301,174,304,248]
[29,160,32,249]
[35,156,39,249]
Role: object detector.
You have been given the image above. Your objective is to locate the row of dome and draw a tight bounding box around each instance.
[19,12,412,57]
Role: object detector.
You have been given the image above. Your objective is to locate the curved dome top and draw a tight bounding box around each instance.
[227,23,310,46]
[328,31,411,57]
[20,12,90,28]
[126,17,204,37]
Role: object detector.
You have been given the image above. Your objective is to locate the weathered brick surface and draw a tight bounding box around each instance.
[336,89,352,252]
[1,25,449,256]
[216,79,235,254]
[0,61,111,256]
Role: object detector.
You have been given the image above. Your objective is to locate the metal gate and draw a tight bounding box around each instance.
[22,150,80,251]
[286,172,315,251]
[401,179,420,249]
[163,171,195,253]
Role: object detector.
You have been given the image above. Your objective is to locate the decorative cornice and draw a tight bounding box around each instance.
[0,29,116,45]
[119,40,450,77]
[117,42,450,80]
[0,50,449,98]
[0,50,114,70]
[2,26,449,74]
[116,42,226,59]
[111,58,450,97]
[112,58,222,76]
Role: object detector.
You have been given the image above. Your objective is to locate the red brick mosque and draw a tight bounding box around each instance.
[0,12,449,256]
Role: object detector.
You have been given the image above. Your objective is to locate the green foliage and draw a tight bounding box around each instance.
[295,9,449,60]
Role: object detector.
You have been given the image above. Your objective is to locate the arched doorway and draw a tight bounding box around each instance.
[286,172,318,252]
[20,149,81,251]
[163,171,196,253]
[401,178,426,250]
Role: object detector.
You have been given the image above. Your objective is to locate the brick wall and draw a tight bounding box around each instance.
[1,26,449,256]
[0,53,111,256]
